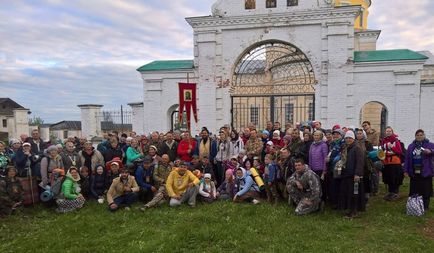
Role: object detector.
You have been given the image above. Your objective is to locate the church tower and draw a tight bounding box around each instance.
[334,0,371,29]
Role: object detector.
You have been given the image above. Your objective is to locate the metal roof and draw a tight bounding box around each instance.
[137,60,194,72]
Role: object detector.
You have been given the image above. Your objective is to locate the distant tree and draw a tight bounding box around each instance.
[28,116,44,126]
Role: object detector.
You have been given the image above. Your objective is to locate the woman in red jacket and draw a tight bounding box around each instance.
[177,132,197,163]
[380,126,404,201]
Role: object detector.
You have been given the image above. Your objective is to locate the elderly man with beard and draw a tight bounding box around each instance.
[194,127,217,163]
[166,161,200,207]
[61,141,82,172]
[78,140,104,174]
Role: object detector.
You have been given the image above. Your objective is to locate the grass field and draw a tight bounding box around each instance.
[1,182,434,253]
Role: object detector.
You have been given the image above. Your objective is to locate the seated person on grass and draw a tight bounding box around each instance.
[233,167,261,204]
[166,161,200,207]
[198,173,217,203]
[0,166,23,217]
[107,167,139,212]
[135,156,157,203]
[55,167,85,213]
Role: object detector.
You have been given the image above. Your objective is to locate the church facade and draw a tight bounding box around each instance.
[136,0,434,144]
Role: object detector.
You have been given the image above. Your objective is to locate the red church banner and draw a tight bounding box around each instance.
[178,83,198,130]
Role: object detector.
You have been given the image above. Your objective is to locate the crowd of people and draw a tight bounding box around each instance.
[1,120,433,218]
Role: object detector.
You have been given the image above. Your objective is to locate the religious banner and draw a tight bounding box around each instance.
[178,83,198,130]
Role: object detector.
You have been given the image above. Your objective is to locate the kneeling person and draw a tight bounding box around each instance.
[166,161,200,207]
[107,167,139,211]
[287,159,321,215]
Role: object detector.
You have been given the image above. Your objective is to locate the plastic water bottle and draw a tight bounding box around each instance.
[353,182,359,195]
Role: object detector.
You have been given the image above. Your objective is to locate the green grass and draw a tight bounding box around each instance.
[1,182,433,253]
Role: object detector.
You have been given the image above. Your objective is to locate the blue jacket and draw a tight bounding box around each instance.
[235,168,259,196]
[135,165,154,190]
[265,162,279,184]
[193,138,218,162]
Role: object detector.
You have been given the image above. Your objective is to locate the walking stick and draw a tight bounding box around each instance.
[27,158,35,206]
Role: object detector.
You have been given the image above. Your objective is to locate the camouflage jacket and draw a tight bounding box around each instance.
[287,167,321,200]
[153,163,172,188]
[0,178,23,205]
[245,138,263,156]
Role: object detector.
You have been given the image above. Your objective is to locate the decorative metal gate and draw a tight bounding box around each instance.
[231,41,316,131]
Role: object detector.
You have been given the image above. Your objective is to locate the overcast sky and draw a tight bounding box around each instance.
[1,0,433,123]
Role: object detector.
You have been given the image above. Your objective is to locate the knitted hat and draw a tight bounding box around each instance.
[266,141,274,146]
[262,130,270,135]
[204,173,211,179]
[344,130,355,140]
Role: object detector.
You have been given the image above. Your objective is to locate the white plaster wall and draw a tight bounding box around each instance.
[129,104,144,135]
[352,61,427,144]
[13,109,29,139]
[141,71,199,134]
[79,105,103,138]
[39,126,50,141]
[420,84,434,142]
[211,0,331,17]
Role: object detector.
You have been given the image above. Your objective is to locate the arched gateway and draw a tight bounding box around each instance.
[231,41,316,131]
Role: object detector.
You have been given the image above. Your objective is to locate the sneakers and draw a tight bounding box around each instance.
[252,199,260,205]
[124,207,131,211]
[139,206,149,212]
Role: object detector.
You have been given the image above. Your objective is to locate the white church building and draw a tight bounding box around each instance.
[134,0,434,144]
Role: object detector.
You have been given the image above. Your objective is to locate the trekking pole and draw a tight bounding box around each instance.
[28,165,35,206]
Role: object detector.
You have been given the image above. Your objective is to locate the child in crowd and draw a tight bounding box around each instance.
[199,173,217,203]
[90,165,107,203]
[264,154,279,204]
[79,166,90,199]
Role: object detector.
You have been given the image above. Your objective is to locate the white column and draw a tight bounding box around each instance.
[78,104,103,138]
[12,108,29,139]
[128,102,144,135]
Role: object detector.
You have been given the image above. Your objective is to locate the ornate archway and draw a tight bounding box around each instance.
[231,41,316,130]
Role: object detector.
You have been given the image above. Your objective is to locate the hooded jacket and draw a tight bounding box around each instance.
[61,171,81,200]
[235,168,259,197]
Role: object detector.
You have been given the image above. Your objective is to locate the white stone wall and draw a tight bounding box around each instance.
[352,61,428,144]
[420,84,434,142]
[129,103,144,135]
[12,109,29,139]
[188,4,360,133]
[39,126,50,141]
[51,129,82,140]
[211,0,331,17]
[141,70,198,134]
[78,105,103,138]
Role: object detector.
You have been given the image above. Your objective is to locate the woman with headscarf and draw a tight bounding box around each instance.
[55,167,85,213]
[404,129,434,210]
[355,128,374,204]
[380,126,404,201]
